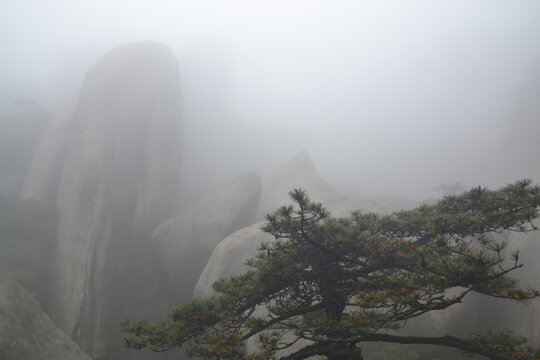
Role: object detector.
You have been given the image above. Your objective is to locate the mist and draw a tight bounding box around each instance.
[2,0,540,201]
[2,1,540,359]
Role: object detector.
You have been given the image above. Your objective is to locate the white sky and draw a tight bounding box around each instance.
[2,0,540,200]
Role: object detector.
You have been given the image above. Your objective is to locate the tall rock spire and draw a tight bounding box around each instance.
[46,41,182,359]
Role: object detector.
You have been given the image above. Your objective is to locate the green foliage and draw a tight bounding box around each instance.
[123,181,540,360]
[468,331,540,360]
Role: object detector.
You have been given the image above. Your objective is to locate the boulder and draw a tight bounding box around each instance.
[45,41,182,360]
[257,151,345,219]
[0,266,92,360]
[153,172,262,303]
[193,221,271,299]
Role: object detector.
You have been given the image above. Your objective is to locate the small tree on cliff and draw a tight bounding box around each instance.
[123,180,540,360]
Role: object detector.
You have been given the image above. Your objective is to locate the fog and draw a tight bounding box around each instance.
[2,0,540,201]
[2,1,540,359]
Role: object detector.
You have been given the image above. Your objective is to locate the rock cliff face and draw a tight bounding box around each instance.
[153,172,262,303]
[44,42,181,360]
[0,266,92,360]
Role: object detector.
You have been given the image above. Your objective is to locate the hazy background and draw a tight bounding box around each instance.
[2,0,540,201]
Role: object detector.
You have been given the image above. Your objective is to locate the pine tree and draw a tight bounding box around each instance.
[123,180,540,360]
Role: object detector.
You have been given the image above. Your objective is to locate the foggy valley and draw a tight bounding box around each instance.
[1,1,540,360]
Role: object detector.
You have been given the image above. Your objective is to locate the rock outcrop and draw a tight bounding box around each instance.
[0,266,92,360]
[43,42,181,360]
[257,151,345,219]
[153,172,262,303]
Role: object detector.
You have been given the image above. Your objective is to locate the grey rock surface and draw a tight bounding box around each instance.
[193,221,271,299]
[257,151,345,219]
[0,266,93,360]
[153,172,262,303]
[46,41,182,360]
